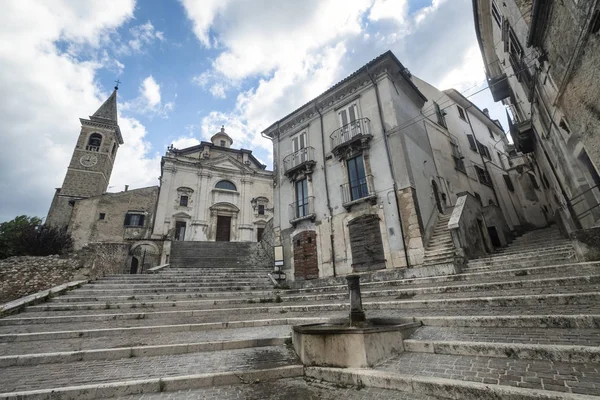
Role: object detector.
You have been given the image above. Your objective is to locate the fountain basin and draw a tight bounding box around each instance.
[292,317,421,368]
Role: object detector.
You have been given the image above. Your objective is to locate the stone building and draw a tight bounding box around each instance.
[410,76,550,231]
[473,0,600,232]
[151,127,273,243]
[46,88,123,229]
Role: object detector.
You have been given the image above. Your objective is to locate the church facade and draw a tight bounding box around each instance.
[151,128,273,243]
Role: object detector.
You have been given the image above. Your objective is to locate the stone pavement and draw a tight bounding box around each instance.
[1,226,600,399]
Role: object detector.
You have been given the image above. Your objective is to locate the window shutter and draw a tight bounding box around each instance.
[139,215,145,226]
[502,18,510,53]
[124,214,131,226]
[467,134,477,151]
[503,175,514,191]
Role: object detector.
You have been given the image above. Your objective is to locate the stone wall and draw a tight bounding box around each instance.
[258,218,275,262]
[0,242,130,304]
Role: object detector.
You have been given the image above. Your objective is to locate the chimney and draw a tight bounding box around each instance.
[483,108,490,117]
[125,185,129,192]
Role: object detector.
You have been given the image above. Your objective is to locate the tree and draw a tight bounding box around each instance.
[0,216,73,259]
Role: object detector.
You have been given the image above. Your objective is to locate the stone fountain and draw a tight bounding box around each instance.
[291,275,421,368]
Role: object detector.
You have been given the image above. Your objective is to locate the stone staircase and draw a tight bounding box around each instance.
[423,212,455,265]
[1,226,599,398]
[170,241,271,269]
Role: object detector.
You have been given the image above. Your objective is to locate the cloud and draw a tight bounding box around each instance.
[122,75,175,118]
[125,21,165,54]
[0,0,164,222]
[171,136,201,149]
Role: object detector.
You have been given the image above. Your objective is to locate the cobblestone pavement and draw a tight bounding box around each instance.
[109,377,444,400]
[410,326,600,346]
[0,325,292,356]
[0,346,299,393]
[375,352,600,396]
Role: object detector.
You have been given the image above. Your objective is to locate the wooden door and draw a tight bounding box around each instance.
[216,216,231,242]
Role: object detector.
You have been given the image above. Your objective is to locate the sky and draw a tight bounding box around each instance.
[0,0,508,222]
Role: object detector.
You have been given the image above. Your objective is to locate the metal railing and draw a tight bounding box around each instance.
[341,174,375,205]
[289,196,315,222]
[86,145,100,152]
[330,118,371,150]
[570,183,600,220]
[283,147,315,173]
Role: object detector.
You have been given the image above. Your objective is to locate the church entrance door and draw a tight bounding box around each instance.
[130,257,139,274]
[216,216,231,241]
[175,221,186,241]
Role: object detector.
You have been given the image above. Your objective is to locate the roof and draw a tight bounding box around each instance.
[92,88,118,124]
[168,141,268,170]
[262,50,427,136]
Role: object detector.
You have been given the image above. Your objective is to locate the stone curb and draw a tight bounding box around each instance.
[0,317,327,342]
[0,365,304,399]
[403,339,600,363]
[0,281,86,317]
[27,274,600,312]
[417,314,600,329]
[4,292,599,326]
[304,367,598,400]
[0,337,287,367]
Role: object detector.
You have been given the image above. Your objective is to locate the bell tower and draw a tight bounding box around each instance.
[46,86,124,229]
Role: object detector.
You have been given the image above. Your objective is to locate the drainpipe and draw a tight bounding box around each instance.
[315,103,337,277]
[366,67,410,268]
[465,106,501,207]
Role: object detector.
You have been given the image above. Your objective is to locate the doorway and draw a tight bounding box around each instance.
[487,226,502,248]
[175,221,186,241]
[216,216,232,241]
[130,257,139,274]
[432,180,443,213]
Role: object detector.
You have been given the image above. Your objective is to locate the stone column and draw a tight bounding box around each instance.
[346,275,366,324]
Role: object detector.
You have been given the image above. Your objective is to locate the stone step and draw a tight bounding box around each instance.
[465,257,581,272]
[487,244,574,257]
[83,282,272,289]
[466,251,577,268]
[469,249,576,263]
[0,345,301,395]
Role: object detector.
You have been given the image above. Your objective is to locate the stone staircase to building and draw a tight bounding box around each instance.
[170,241,271,269]
[422,212,455,266]
[1,226,600,398]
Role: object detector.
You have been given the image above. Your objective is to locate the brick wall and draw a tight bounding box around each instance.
[293,230,318,280]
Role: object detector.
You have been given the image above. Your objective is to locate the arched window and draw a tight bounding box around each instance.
[111,142,117,157]
[215,180,237,191]
[87,133,102,152]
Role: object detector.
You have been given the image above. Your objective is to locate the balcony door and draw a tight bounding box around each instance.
[295,178,309,218]
[292,131,307,165]
[347,154,368,201]
[338,103,360,141]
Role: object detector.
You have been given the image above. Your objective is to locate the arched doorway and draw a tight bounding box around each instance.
[432,180,443,213]
[130,257,139,274]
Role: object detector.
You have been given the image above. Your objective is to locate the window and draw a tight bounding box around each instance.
[476,140,491,159]
[99,213,106,220]
[450,140,466,172]
[220,140,226,146]
[347,154,369,201]
[258,204,265,215]
[467,134,477,151]
[179,195,189,207]
[257,228,264,242]
[338,103,359,127]
[124,213,145,227]
[337,103,362,143]
[503,175,515,192]
[291,131,308,163]
[295,178,309,218]
[491,1,502,27]
[475,165,492,186]
[528,173,540,189]
[215,180,237,191]
[488,127,494,139]
[87,133,102,151]
[434,102,447,128]
[457,105,466,121]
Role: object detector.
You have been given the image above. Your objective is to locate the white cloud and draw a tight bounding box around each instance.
[0,0,165,222]
[171,136,201,149]
[126,21,165,53]
[122,75,175,118]
[209,83,227,99]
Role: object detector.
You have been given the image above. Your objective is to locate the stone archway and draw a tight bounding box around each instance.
[209,202,240,242]
[130,242,160,273]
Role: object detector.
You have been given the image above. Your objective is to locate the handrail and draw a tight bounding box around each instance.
[340,175,375,204]
[330,118,371,150]
[288,196,315,221]
[283,147,315,172]
[570,183,600,219]
[570,182,600,201]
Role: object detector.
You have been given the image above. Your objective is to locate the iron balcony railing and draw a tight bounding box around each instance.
[283,147,315,173]
[330,118,371,150]
[341,174,375,205]
[289,196,315,222]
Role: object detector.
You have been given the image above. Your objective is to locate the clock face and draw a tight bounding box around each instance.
[80,154,98,167]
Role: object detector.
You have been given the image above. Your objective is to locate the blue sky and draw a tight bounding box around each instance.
[0,0,506,222]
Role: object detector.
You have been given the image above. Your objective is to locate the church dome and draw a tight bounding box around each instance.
[211,126,233,148]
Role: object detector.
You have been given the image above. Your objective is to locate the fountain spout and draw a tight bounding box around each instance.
[346,274,366,324]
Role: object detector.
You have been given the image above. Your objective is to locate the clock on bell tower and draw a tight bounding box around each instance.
[46,86,124,229]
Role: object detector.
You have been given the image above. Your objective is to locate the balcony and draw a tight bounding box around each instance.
[289,196,316,226]
[283,147,316,180]
[341,174,377,210]
[330,118,372,159]
[509,118,536,154]
[487,74,511,102]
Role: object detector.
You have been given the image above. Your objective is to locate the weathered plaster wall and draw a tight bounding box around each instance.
[449,194,491,259]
